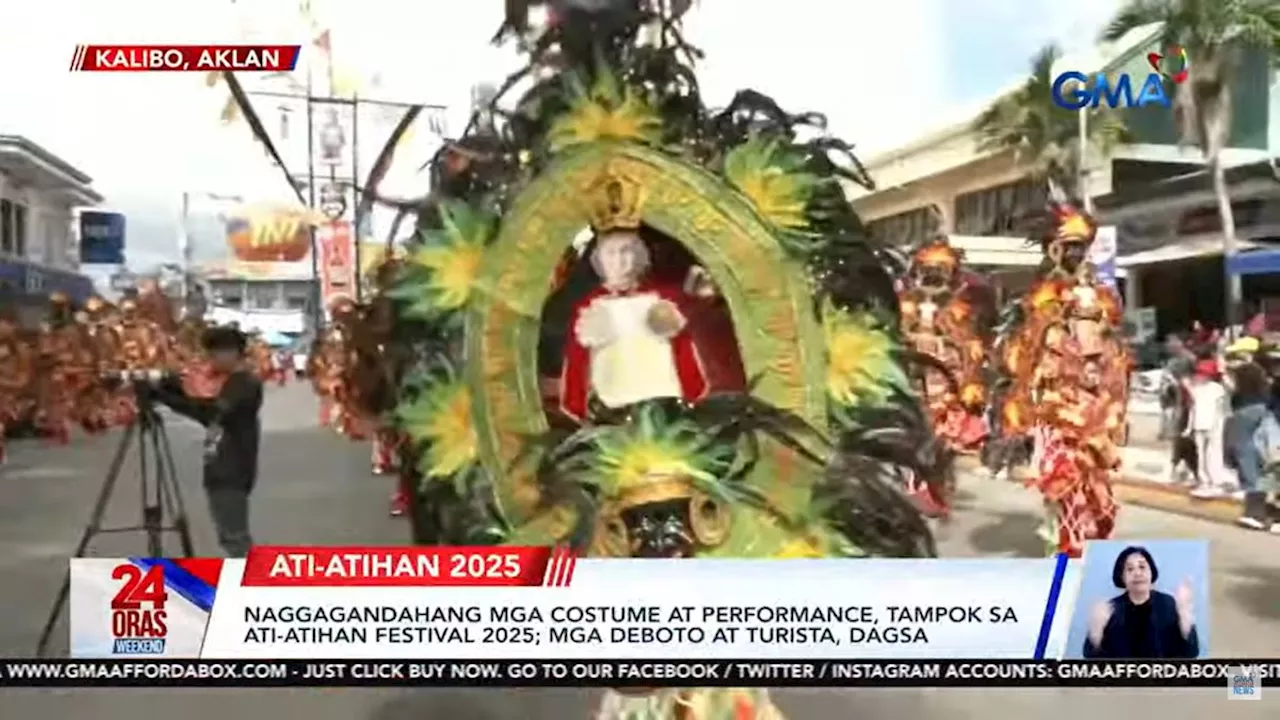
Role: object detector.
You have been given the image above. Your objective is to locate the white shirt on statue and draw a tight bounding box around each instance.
[575,291,683,408]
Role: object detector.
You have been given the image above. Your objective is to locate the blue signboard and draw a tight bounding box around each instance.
[79,211,126,264]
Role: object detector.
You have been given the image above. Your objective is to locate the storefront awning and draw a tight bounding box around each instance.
[0,259,95,302]
[947,235,1042,266]
[1227,249,1280,275]
[1117,238,1261,267]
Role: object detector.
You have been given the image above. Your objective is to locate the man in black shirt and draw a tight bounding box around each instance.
[155,327,263,557]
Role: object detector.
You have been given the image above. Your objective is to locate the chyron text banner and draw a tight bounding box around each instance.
[70,548,1090,660]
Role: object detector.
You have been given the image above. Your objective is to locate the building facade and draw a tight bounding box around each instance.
[197,257,315,336]
[848,26,1278,318]
[847,107,1050,302]
[0,135,103,324]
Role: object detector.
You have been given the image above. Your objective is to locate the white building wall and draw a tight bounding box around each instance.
[0,170,79,271]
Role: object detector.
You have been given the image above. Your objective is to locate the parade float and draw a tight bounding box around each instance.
[995,202,1131,557]
[897,236,995,457]
[276,2,960,712]
[342,2,949,707]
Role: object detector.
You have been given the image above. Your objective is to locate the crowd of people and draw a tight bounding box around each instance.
[1157,326,1280,533]
[0,285,284,466]
[304,295,406,516]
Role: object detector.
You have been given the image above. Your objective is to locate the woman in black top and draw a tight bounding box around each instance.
[1083,546,1199,659]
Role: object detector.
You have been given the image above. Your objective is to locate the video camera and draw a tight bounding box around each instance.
[100,369,180,405]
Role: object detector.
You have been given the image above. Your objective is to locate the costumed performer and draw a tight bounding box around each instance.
[998,201,1130,557]
[897,236,993,455]
[0,310,34,464]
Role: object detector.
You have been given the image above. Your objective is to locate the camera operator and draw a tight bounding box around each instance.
[150,327,263,557]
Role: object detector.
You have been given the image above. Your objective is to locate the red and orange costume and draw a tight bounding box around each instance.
[104,297,175,426]
[30,294,98,444]
[0,313,34,462]
[247,336,283,385]
[897,237,993,454]
[998,203,1130,557]
[309,281,406,514]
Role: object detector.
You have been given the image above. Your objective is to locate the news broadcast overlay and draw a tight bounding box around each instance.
[67,544,1179,660]
[0,659,1274,689]
[1063,539,1210,659]
[69,45,301,72]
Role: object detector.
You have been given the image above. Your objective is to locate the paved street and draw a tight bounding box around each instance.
[0,383,1274,717]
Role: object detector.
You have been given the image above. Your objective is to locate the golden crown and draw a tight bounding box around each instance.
[586,162,646,233]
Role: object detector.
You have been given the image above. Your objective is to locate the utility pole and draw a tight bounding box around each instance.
[304,78,321,332]
[351,92,361,302]
[178,190,240,319]
[179,191,191,303]
[1077,107,1091,211]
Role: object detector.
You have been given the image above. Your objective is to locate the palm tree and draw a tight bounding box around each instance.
[1101,0,1280,327]
[973,44,1127,201]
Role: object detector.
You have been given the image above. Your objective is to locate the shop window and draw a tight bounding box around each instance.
[867,206,938,247]
[245,283,283,309]
[954,178,1046,236]
[0,199,11,254]
[13,204,26,258]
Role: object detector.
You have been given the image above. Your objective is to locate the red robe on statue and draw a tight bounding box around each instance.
[560,281,708,421]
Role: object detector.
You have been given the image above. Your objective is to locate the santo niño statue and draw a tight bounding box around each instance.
[559,169,745,420]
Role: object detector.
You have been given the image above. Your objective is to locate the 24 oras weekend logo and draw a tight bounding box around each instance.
[110,562,169,654]
[69,44,301,72]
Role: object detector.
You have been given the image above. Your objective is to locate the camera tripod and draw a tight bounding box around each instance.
[35,397,196,656]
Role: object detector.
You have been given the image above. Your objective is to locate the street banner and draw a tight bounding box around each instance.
[318,220,355,306]
[79,211,126,264]
[63,540,1205,661]
[1090,225,1118,287]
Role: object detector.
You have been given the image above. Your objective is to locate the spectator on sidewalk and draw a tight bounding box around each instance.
[1245,304,1267,337]
[1223,359,1279,531]
[1163,374,1197,485]
[1186,360,1229,499]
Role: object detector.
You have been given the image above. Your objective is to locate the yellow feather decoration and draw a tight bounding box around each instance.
[547,71,663,152]
[409,243,485,309]
[772,538,825,558]
[823,303,906,407]
[398,380,479,479]
[723,136,817,232]
[405,201,495,312]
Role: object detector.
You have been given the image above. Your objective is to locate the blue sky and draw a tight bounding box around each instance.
[0,0,1122,270]
[941,0,1120,106]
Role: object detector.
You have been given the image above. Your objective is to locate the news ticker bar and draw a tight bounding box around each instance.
[3,659,1276,688]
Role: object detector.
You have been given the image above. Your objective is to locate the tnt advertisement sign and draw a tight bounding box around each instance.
[79,211,126,264]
